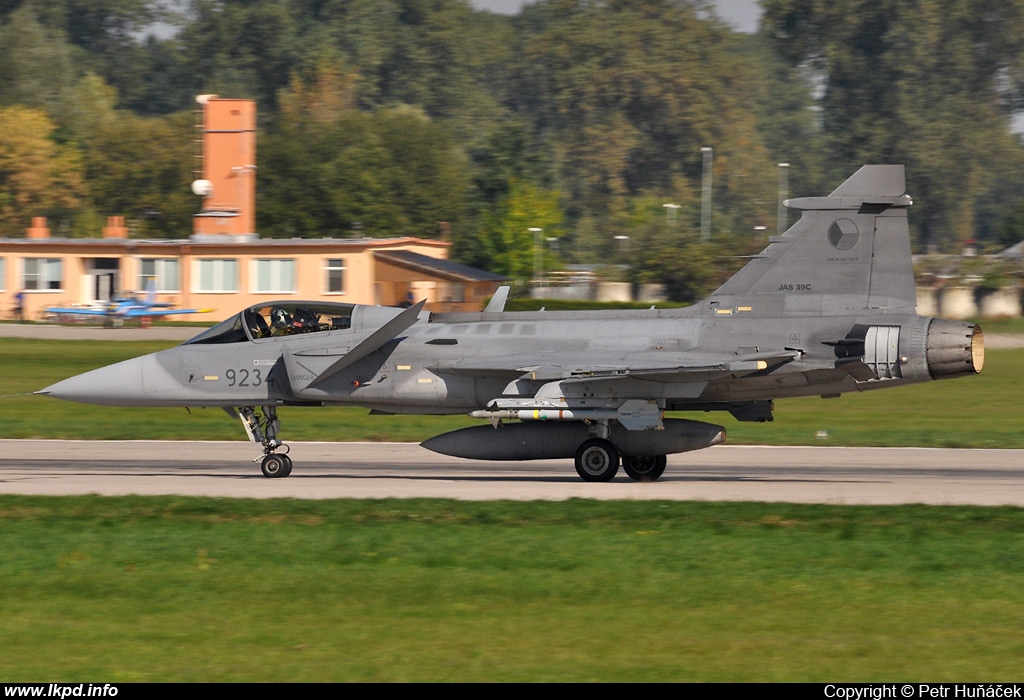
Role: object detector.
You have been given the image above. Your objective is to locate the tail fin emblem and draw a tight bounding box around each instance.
[828,218,859,250]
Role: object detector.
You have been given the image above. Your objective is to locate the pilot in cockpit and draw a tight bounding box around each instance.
[270,307,292,335]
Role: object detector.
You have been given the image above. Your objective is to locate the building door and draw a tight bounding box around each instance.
[87,258,120,302]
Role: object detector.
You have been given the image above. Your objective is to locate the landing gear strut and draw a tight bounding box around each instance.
[237,406,292,478]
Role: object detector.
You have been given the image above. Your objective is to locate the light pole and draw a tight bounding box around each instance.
[777,162,790,235]
[529,227,543,286]
[701,146,713,241]
[547,237,558,285]
[663,203,680,228]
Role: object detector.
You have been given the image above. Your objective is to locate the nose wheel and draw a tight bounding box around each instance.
[261,452,293,478]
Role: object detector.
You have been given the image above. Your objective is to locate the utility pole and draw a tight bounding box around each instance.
[777,162,790,235]
[701,147,713,241]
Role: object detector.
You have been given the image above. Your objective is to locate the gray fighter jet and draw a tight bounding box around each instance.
[40,165,984,481]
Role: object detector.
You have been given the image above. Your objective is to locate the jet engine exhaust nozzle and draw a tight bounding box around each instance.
[926,319,984,379]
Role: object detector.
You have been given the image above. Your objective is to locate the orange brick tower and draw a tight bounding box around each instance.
[192,95,257,240]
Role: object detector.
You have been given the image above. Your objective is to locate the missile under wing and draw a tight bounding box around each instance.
[39,166,983,481]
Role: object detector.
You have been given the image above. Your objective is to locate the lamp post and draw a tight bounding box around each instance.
[777,162,790,235]
[701,147,713,241]
[547,237,558,286]
[528,227,543,286]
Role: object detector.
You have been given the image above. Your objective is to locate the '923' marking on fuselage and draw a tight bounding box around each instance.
[225,368,262,387]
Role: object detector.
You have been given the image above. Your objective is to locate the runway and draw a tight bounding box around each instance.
[1,440,1021,505]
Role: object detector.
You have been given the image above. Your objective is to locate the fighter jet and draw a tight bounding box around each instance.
[39,166,984,481]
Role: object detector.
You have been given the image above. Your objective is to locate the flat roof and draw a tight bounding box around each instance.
[0,235,449,250]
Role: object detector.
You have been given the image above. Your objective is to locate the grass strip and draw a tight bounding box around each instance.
[1,496,1023,681]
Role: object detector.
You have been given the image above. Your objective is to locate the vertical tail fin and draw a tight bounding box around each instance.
[711,165,916,314]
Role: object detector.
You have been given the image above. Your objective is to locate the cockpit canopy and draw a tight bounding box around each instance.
[184,302,356,345]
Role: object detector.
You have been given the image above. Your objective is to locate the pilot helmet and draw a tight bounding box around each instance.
[271,307,290,328]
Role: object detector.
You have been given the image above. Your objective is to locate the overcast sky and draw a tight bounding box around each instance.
[468,0,762,33]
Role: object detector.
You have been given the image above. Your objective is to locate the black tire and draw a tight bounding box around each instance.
[261,453,290,478]
[623,455,667,482]
[574,438,620,482]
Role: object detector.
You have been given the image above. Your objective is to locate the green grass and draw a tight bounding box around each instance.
[2,337,1021,446]
[728,345,1023,448]
[969,316,1024,334]
[1,496,1023,681]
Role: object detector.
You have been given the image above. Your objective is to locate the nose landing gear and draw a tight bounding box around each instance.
[234,405,293,478]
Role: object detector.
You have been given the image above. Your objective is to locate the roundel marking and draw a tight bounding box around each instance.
[828,218,859,250]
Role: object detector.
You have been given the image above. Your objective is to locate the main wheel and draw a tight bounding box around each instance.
[574,438,620,482]
[261,453,291,478]
[623,455,667,482]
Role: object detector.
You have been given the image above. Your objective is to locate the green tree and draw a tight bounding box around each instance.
[175,0,302,111]
[0,105,83,235]
[455,178,564,280]
[762,0,1024,250]
[739,33,827,206]
[579,193,763,302]
[259,104,470,239]
[1,0,168,109]
[0,7,79,118]
[516,1,774,217]
[79,111,196,238]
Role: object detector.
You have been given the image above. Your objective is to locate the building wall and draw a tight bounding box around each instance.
[1,237,455,322]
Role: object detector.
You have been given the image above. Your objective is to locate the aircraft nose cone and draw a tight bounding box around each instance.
[39,355,147,407]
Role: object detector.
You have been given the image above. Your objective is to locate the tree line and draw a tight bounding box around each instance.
[2,0,1023,301]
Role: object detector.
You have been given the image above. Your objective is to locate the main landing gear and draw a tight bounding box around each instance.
[573,439,669,482]
[237,405,293,478]
[622,454,667,482]
[575,438,620,482]
[572,424,669,483]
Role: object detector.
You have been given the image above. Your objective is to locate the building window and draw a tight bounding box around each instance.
[23,258,62,290]
[440,281,465,303]
[195,259,237,292]
[139,258,180,293]
[0,257,5,291]
[325,259,346,294]
[252,259,296,293]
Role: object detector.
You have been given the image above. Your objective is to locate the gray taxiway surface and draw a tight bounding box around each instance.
[1,440,1021,505]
